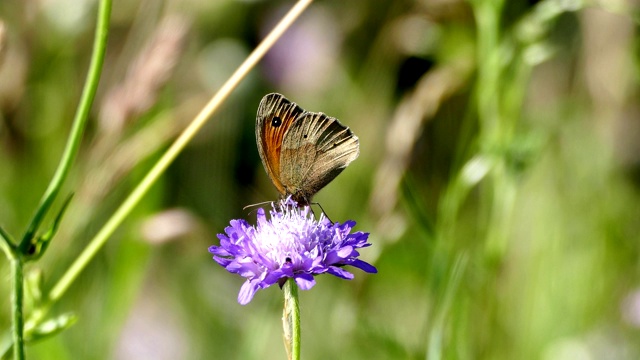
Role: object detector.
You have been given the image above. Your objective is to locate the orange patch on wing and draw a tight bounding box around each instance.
[261,111,299,195]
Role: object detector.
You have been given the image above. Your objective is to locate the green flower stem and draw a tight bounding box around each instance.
[11,257,24,360]
[18,0,112,254]
[45,0,313,308]
[282,279,301,360]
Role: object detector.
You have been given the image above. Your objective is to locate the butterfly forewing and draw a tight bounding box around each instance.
[256,93,304,195]
[280,112,359,202]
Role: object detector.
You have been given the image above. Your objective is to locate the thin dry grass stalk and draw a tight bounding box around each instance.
[0,20,6,68]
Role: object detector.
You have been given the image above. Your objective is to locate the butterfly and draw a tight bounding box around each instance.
[255,93,359,206]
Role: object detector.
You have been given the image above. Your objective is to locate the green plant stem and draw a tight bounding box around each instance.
[427,254,468,360]
[18,0,112,254]
[473,0,505,145]
[471,0,512,260]
[282,279,301,360]
[4,0,111,352]
[45,0,313,310]
[11,257,25,360]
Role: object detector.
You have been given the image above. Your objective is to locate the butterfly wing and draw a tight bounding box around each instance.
[256,93,305,196]
[280,111,359,203]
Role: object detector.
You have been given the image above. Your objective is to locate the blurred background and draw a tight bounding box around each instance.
[1,0,640,359]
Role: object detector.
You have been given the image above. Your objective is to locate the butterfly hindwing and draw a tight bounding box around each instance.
[280,111,359,202]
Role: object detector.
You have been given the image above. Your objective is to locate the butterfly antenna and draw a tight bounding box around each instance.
[311,202,333,223]
[242,201,272,211]
[243,201,274,216]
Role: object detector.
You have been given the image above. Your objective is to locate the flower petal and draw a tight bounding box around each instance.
[208,245,230,256]
[238,279,260,305]
[325,246,354,263]
[295,273,316,290]
[327,266,354,279]
[213,256,232,267]
[346,259,378,273]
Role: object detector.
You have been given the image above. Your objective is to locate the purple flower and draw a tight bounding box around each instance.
[209,198,377,305]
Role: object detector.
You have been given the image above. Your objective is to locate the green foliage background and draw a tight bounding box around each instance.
[1,0,640,359]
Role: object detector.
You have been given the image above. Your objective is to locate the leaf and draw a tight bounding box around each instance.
[0,312,77,358]
[25,313,78,343]
[25,269,44,307]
